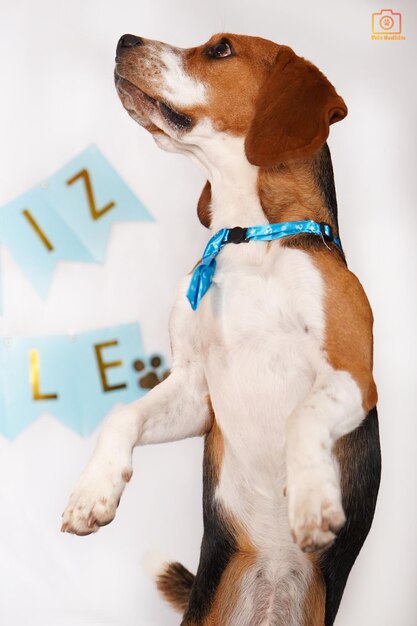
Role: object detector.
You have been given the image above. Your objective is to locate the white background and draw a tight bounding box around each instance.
[0,0,416,624]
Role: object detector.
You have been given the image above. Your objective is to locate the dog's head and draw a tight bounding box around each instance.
[114,33,347,166]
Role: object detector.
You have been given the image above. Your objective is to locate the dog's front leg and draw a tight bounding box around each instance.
[61,364,210,535]
[285,367,367,552]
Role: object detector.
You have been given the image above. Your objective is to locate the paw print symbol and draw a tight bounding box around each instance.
[380,16,394,30]
[133,355,170,390]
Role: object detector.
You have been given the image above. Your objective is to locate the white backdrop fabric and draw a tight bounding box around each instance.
[0,0,416,624]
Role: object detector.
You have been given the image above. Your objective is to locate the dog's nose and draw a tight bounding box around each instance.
[117,34,144,51]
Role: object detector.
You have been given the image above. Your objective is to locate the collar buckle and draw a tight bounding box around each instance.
[319,222,334,243]
[227,226,248,244]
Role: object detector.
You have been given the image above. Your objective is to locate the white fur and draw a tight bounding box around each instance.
[63,54,368,624]
[228,563,310,626]
[61,333,211,534]
[155,117,267,232]
[159,49,206,107]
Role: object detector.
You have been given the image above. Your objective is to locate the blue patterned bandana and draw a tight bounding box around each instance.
[186,220,342,311]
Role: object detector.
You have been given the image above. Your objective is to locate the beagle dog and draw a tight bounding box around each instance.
[62,34,381,626]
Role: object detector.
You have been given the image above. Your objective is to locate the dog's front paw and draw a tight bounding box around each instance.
[61,461,133,536]
[287,469,345,553]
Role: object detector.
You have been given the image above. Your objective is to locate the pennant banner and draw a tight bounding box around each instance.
[0,322,169,440]
[44,145,153,261]
[0,146,153,311]
[0,188,93,298]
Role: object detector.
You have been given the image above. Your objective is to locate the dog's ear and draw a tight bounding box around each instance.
[245,46,347,166]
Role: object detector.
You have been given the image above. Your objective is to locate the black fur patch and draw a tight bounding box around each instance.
[181,429,237,623]
[309,143,347,263]
[313,143,340,230]
[319,407,382,625]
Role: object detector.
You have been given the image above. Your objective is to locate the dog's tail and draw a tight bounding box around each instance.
[143,552,195,613]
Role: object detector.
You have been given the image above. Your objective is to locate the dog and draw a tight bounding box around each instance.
[62,33,381,625]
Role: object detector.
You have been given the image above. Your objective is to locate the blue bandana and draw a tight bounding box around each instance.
[186,220,342,311]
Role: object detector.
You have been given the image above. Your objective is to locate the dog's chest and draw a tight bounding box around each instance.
[198,242,326,463]
[198,242,325,375]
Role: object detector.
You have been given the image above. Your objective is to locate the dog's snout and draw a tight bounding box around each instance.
[117,34,144,51]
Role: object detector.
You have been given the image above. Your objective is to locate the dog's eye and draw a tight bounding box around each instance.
[213,42,232,58]
[205,41,234,59]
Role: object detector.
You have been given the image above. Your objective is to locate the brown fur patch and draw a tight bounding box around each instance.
[200,395,216,437]
[303,556,326,626]
[205,404,224,485]
[183,34,278,136]
[197,181,212,228]
[311,250,377,412]
[245,46,347,166]
[203,524,257,625]
[258,160,334,227]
